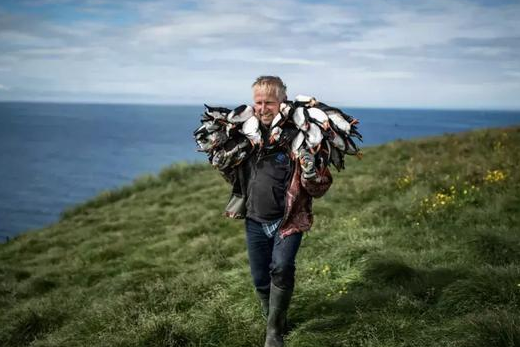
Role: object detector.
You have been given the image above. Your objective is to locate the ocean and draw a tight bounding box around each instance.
[1,101,519,239]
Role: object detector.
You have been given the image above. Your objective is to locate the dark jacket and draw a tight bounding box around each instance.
[222,148,332,238]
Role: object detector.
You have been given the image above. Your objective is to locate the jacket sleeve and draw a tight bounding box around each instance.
[300,166,333,198]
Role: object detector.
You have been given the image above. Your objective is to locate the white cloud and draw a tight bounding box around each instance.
[0,0,519,108]
[250,57,325,66]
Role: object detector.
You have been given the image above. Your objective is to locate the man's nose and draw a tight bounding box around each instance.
[260,103,266,114]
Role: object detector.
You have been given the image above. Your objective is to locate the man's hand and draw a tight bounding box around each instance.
[299,149,317,180]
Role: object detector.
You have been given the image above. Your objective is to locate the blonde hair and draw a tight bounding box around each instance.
[252,76,287,102]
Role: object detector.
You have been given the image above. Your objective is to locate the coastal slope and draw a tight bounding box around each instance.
[1,126,519,347]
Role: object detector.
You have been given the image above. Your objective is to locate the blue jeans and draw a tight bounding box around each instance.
[245,218,303,290]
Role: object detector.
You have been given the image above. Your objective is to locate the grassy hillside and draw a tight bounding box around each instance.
[1,126,519,347]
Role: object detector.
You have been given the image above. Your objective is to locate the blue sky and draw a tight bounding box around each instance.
[0,0,519,109]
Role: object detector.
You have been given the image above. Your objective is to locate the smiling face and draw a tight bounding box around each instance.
[253,87,281,127]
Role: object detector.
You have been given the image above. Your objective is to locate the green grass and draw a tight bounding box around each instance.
[1,126,519,347]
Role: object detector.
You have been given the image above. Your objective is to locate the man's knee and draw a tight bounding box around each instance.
[270,262,296,289]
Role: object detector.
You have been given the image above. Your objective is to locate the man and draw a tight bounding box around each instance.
[224,76,332,347]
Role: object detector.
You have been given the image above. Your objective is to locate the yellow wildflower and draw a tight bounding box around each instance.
[397,175,413,189]
[484,169,506,183]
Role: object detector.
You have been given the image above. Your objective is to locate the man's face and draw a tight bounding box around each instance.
[253,88,281,127]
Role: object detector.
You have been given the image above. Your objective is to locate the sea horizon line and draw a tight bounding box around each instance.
[1,100,520,113]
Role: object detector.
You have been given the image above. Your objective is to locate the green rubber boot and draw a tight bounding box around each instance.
[264,283,292,347]
[256,284,270,319]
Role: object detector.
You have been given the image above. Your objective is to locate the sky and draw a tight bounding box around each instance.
[0,0,519,109]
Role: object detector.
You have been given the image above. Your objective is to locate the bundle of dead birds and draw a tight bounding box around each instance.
[193,95,362,173]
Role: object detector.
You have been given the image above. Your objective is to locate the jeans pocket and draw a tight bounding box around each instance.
[274,230,284,246]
